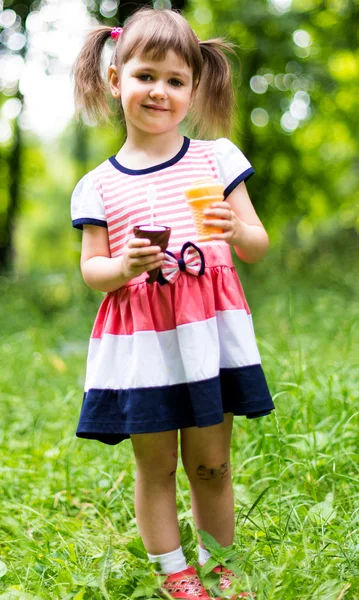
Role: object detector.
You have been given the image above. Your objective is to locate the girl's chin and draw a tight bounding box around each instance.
[137,124,178,135]
[126,117,182,136]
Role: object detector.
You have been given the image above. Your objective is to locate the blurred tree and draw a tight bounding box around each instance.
[188,0,359,249]
[0,0,32,269]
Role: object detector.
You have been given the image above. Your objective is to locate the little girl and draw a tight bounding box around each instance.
[71,8,274,599]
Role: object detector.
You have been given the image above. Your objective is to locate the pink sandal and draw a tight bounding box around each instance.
[212,566,255,599]
[160,565,211,599]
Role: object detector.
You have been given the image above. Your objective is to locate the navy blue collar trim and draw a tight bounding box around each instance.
[108,136,190,175]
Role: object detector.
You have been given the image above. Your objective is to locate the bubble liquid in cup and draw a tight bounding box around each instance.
[133,225,171,283]
[183,177,225,242]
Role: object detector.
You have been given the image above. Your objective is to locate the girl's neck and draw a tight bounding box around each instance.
[117,129,185,170]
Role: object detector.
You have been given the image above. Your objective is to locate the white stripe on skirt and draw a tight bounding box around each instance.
[84,310,261,392]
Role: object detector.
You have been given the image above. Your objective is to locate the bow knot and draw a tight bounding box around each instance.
[158,242,205,285]
[178,257,186,272]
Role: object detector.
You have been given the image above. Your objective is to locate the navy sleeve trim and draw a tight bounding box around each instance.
[223,168,255,199]
[72,218,108,230]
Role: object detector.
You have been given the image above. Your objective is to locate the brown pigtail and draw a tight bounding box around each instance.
[189,39,237,139]
[73,27,114,122]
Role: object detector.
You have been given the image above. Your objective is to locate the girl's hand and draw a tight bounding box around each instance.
[201,182,269,262]
[203,201,239,244]
[121,237,165,279]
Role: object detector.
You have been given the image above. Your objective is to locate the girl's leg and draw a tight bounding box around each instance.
[130,429,180,554]
[180,414,234,547]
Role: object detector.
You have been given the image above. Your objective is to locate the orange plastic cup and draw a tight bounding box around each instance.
[183,177,225,241]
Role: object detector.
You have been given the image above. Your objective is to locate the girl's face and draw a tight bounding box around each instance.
[109,50,193,136]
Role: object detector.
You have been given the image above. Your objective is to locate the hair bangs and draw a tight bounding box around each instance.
[118,10,202,84]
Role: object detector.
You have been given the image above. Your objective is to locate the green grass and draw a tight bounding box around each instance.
[0,251,358,599]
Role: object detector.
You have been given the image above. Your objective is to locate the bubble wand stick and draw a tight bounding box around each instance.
[147,184,156,227]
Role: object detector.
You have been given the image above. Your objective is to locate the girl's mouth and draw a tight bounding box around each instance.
[143,104,169,112]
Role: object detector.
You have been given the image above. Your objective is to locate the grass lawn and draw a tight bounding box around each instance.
[0,249,358,599]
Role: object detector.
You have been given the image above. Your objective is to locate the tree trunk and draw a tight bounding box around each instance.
[0,109,21,271]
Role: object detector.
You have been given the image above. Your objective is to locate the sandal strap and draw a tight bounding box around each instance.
[212,566,256,598]
[160,565,211,599]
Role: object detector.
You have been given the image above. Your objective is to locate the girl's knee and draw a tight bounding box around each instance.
[135,448,178,480]
[186,460,231,487]
[196,462,229,481]
[131,432,178,479]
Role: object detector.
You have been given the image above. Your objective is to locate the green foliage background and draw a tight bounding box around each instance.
[196,0,359,249]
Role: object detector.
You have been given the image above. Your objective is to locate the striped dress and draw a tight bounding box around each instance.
[71,137,274,445]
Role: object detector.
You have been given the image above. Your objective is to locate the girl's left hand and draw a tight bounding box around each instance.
[203,201,239,244]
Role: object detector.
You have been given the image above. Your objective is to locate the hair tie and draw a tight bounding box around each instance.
[111,27,123,41]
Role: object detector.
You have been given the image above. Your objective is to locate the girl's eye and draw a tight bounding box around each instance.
[169,79,183,87]
[137,74,152,81]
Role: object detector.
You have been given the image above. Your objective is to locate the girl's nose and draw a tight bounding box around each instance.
[149,81,167,99]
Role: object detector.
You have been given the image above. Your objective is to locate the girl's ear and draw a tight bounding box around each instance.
[109,64,121,98]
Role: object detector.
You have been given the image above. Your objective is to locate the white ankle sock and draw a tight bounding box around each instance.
[148,546,187,575]
[198,546,212,566]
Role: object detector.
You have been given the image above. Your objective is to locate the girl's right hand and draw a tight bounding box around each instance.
[120,237,165,280]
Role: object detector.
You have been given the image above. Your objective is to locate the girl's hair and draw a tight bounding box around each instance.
[73,8,236,138]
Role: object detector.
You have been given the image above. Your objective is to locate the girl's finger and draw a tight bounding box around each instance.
[128,246,162,258]
[209,202,231,210]
[203,219,233,230]
[132,260,164,275]
[131,254,164,266]
[127,237,152,248]
[203,209,232,220]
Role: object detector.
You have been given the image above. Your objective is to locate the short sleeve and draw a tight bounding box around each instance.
[214,138,255,198]
[71,175,107,230]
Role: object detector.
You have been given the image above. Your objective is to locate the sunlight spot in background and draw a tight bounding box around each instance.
[154,0,172,8]
[293,31,312,58]
[20,71,75,137]
[290,91,311,120]
[250,75,268,94]
[0,8,17,28]
[100,0,120,19]
[251,108,269,127]
[0,0,96,141]
[280,90,311,132]
[0,54,25,93]
[194,7,213,25]
[281,112,299,132]
[290,98,310,120]
[268,0,292,14]
[293,29,312,48]
[2,97,22,119]
[26,11,47,33]
[5,30,26,51]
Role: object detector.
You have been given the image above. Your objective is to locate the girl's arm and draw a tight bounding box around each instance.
[203,181,269,263]
[80,225,164,292]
